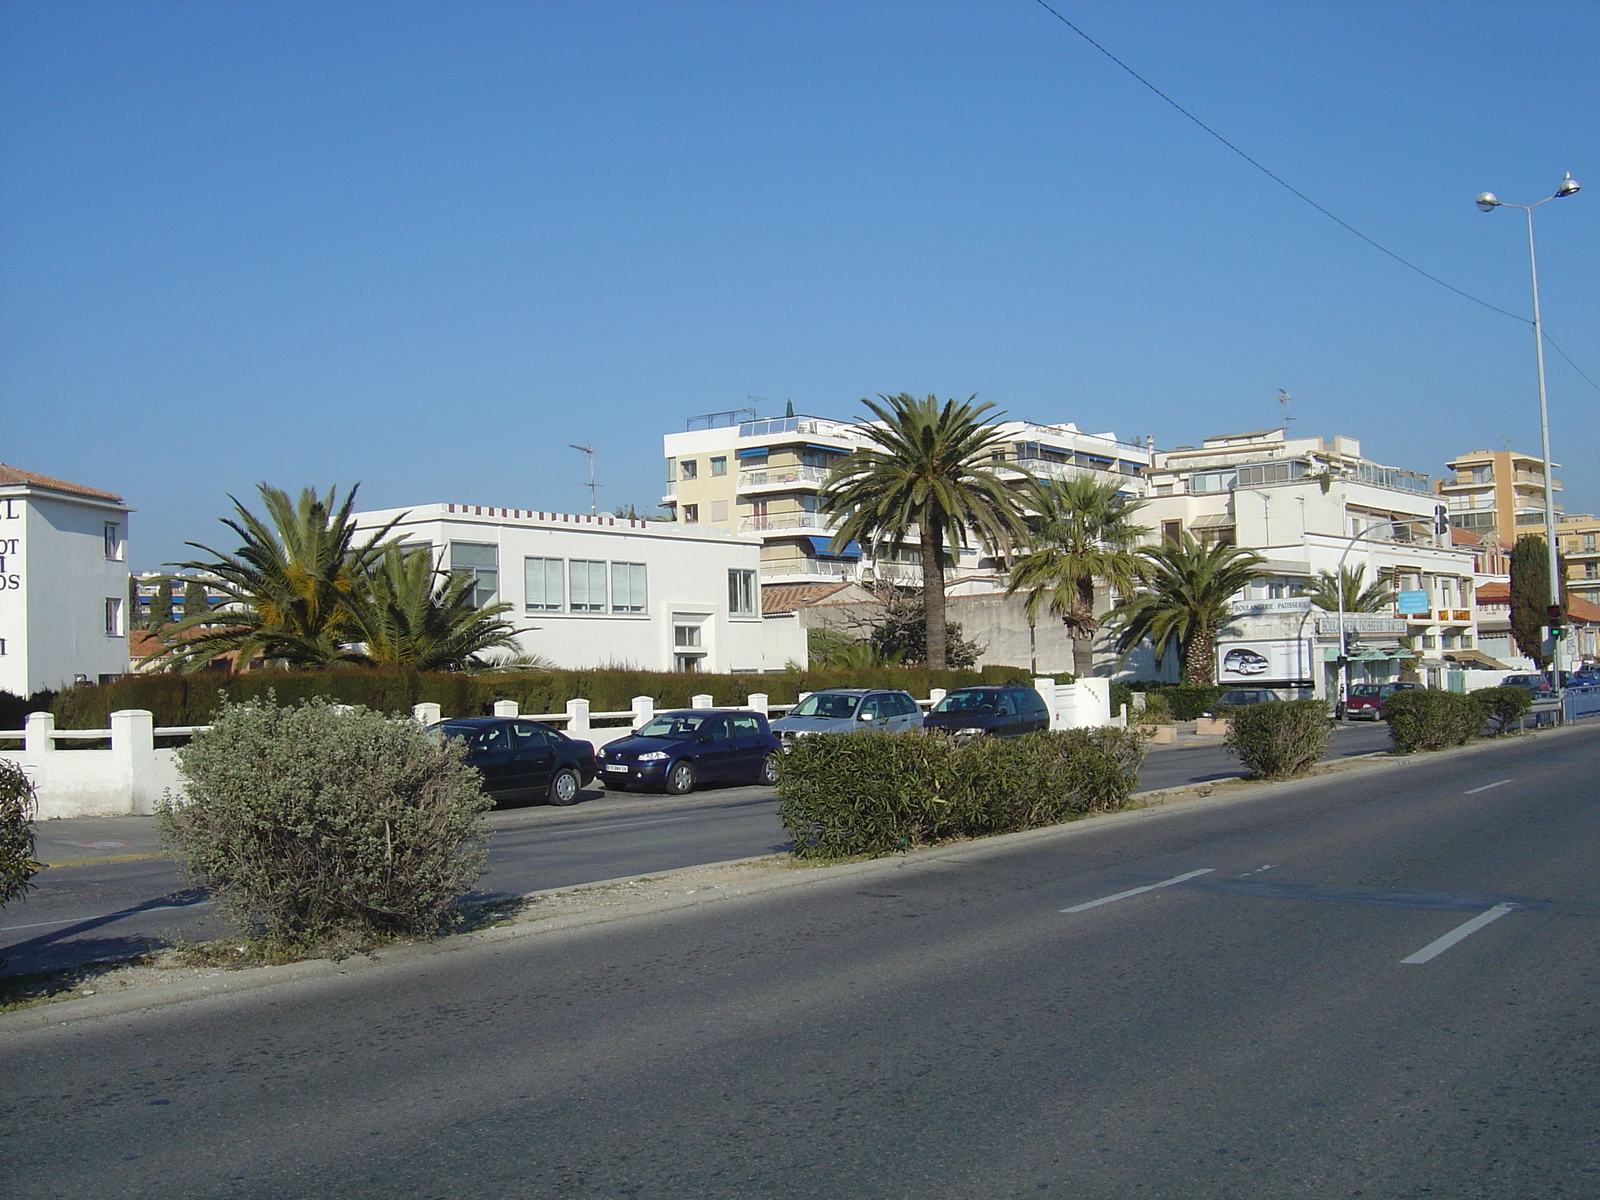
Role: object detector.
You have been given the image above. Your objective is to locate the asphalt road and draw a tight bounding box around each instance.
[0,720,1403,976]
[4,723,1596,1199]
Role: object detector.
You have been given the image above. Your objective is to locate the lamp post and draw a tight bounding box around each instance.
[1332,518,1430,714]
[1475,174,1581,683]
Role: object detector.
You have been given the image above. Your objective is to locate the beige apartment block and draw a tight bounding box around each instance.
[1558,513,1600,608]
[1436,448,1563,547]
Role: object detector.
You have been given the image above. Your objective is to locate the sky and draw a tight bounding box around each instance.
[2,0,1596,570]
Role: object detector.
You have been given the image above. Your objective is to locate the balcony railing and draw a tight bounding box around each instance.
[738,465,831,491]
[761,558,857,580]
[739,513,835,534]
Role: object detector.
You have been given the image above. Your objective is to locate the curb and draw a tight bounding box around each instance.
[4,721,1592,1034]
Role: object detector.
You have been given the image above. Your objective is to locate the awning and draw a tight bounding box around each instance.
[806,536,861,560]
[1444,648,1511,669]
[1326,646,1418,662]
[737,446,771,459]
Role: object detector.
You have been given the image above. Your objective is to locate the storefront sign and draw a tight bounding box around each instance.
[1316,617,1407,635]
[1229,597,1313,615]
[1396,590,1429,615]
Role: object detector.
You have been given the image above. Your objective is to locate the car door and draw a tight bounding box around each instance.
[691,715,740,782]
[725,712,766,779]
[856,694,888,732]
[1020,688,1051,733]
[512,721,559,793]
[469,722,523,796]
[991,691,1021,737]
[893,692,922,732]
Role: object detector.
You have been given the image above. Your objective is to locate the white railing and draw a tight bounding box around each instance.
[739,513,835,533]
[738,465,831,490]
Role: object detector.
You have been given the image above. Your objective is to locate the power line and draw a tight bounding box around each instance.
[1544,334,1600,395]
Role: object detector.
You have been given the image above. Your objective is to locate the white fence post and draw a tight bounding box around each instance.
[24,711,55,753]
[691,692,714,710]
[110,709,157,816]
[746,692,769,716]
[413,702,442,725]
[928,688,947,709]
[1033,677,1060,729]
[631,696,654,730]
[492,700,519,718]
[566,698,591,737]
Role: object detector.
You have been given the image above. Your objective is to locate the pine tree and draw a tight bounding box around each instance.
[182,580,210,621]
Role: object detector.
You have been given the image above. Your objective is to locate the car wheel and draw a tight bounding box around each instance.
[758,752,780,787]
[548,767,581,806]
[664,759,696,795]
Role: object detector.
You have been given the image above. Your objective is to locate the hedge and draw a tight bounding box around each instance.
[1470,686,1533,735]
[1224,699,1332,780]
[1124,683,1225,721]
[1385,689,1486,753]
[51,664,1041,730]
[776,727,1147,859]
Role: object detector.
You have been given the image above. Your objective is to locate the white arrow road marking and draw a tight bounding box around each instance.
[1400,903,1516,964]
[1061,869,1215,914]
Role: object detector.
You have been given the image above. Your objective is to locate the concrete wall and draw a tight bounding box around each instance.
[6,711,184,820]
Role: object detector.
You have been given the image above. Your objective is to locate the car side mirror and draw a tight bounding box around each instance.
[696,733,714,743]
[858,712,876,721]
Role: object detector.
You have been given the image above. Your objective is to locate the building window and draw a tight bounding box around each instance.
[1470,464,1493,484]
[451,543,499,607]
[524,557,564,611]
[709,499,729,523]
[674,624,702,647]
[728,568,757,616]
[710,456,728,477]
[1161,520,1183,544]
[1585,534,1597,553]
[665,458,677,483]
[611,562,647,613]
[104,523,123,561]
[680,459,698,480]
[683,504,699,524]
[1422,635,1437,649]
[570,560,607,612]
[675,654,700,673]
[105,597,124,637]
[1586,562,1598,580]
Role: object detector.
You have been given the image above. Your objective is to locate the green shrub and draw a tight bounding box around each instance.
[1129,683,1223,721]
[1137,692,1175,725]
[158,695,492,949]
[0,760,40,908]
[776,727,1147,859]
[1385,689,1485,753]
[1224,699,1332,780]
[1470,686,1533,734]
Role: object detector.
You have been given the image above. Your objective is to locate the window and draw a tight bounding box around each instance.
[450,543,499,607]
[675,654,701,673]
[1161,520,1183,544]
[709,499,729,523]
[524,557,564,611]
[800,448,839,470]
[1585,533,1597,553]
[612,562,647,613]
[728,568,757,616]
[1470,464,1493,484]
[104,597,124,636]
[859,696,886,722]
[665,458,677,483]
[570,560,607,612]
[512,722,555,750]
[1237,461,1308,487]
[710,456,728,476]
[683,504,699,524]
[1586,563,1598,580]
[729,713,762,737]
[1189,470,1237,494]
[680,459,698,480]
[674,624,702,647]
[104,523,123,561]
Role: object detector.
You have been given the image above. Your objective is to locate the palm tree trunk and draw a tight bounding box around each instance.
[1184,629,1215,684]
[921,521,947,671]
[1072,578,1097,679]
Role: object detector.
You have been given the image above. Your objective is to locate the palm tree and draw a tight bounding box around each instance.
[1297,566,1395,613]
[145,484,398,672]
[1005,476,1149,678]
[1108,534,1267,684]
[821,394,1027,669]
[348,543,524,671]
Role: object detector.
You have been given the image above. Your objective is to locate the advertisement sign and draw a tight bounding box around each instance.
[1229,597,1313,616]
[1217,638,1315,684]
[1396,590,1429,615]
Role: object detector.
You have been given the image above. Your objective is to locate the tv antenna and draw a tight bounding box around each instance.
[1277,389,1292,433]
[569,444,598,515]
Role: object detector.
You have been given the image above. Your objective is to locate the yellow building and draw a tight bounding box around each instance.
[1558,513,1600,609]
[1436,448,1562,547]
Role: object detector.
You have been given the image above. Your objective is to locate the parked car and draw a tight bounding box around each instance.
[1500,673,1555,696]
[1336,681,1425,722]
[922,685,1051,740]
[770,688,923,744]
[1200,688,1280,719]
[595,709,782,794]
[1567,668,1600,688]
[429,717,597,806]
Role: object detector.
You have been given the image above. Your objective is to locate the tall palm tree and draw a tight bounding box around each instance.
[821,394,1028,669]
[145,484,398,672]
[1005,476,1149,678]
[348,543,524,671]
[1297,566,1396,613]
[1108,534,1267,684]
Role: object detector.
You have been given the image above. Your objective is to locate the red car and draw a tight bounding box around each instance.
[1337,682,1425,721]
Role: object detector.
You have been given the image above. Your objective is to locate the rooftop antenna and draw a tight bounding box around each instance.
[1277,389,1292,434]
[569,443,597,515]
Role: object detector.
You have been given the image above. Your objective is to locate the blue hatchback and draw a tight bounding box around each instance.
[595,709,782,794]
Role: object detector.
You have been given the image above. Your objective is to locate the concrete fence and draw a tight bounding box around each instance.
[4,678,1114,821]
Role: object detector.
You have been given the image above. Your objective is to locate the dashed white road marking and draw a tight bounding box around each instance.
[1061,869,1215,914]
[1400,904,1516,964]
[1463,779,1513,795]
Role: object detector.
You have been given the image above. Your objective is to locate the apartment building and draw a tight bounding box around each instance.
[1140,430,1482,695]
[1558,513,1600,609]
[0,464,133,695]
[1436,448,1562,546]
[661,407,1152,586]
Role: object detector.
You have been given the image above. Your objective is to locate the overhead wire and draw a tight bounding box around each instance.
[1029,0,1600,395]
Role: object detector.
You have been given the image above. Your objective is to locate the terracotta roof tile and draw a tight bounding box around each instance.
[1476,582,1510,602]
[761,581,853,615]
[0,463,123,502]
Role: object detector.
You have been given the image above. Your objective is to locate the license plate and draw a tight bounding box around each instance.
[605,764,629,773]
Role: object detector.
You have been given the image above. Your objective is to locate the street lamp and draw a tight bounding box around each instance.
[1475,173,1581,682]
[1332,518,1430,714]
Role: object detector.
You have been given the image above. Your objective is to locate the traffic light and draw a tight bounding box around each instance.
[1548,603,1565,635]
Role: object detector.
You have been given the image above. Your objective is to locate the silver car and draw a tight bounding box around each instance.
[769,688,923,744]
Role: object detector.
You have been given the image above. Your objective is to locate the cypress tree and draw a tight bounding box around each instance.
[1509,536,1552,669]
[127,575,144,631]
[182,580,211,620]
[148,577,174,628]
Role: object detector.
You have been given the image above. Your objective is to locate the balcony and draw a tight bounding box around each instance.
[737,465,831,493]
[760,558,857,581]
[736,415,858,442]
[739,513,835,534]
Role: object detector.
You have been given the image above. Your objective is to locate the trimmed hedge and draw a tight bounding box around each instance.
[52,663,1039,730]
[776,728,1147,859]
[1224,699,1332,780]
[1470,686,1533,734]
[1125,683,1225,721]
[1386,689,1486,753]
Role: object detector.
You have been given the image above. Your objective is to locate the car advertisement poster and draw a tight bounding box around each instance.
[1217,638,1315,684]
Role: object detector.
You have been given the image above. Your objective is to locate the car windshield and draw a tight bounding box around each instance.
[636,714,708,740]
[932,691,996,714]
[429,723,473,743]
[1349,685,1384,697]
[1219,692,1262,704]
[788,693,861,719]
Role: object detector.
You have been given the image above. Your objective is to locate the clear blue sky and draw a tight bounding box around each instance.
[3,0,1595,569]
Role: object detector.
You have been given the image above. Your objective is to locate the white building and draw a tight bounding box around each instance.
[661,408,1152,586]
[0,464,132,696]
[1140,430,1482,696]
[351,504,774,673]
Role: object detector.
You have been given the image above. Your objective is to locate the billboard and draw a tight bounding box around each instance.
[1396,590,1429,615]
[1217,638,1315,684]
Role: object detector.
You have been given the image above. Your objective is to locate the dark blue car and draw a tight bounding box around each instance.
[429,717,596,807]
[595,709,782,794]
